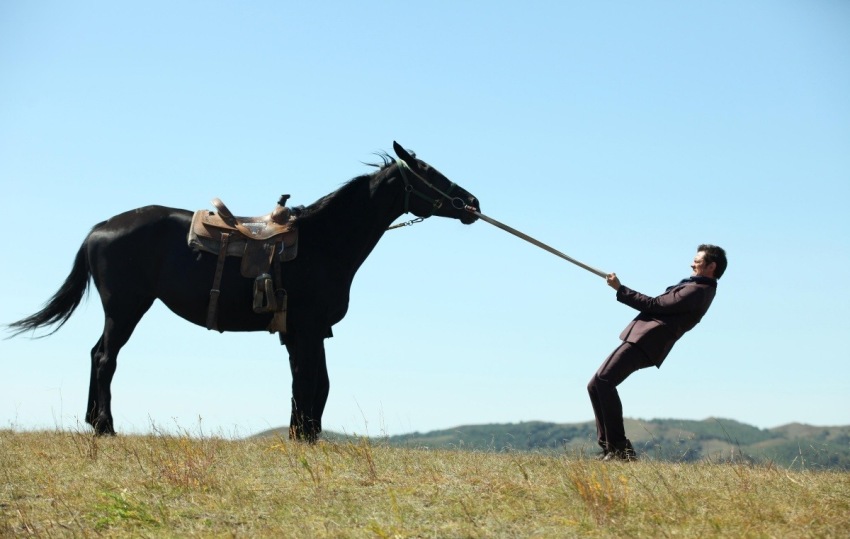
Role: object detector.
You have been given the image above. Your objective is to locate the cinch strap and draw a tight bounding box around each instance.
[206,232,230,331]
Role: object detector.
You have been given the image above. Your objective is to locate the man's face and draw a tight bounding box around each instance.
[691,251,716,278]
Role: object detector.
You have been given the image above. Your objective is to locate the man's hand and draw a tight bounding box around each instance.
[606,273,621,290]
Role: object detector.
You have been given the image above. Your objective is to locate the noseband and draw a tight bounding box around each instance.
[396,159,468,217]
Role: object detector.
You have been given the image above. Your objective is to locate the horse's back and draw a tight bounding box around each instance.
[90,205,190,237]
[86,205,191,257]
[86,206,193,293]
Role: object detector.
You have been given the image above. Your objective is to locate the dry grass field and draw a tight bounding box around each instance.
[2,429,848,538]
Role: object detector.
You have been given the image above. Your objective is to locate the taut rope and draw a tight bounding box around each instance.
[386,160,606,278]
[466,207,607,279]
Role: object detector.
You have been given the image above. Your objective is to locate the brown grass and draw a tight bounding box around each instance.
[1,429,848,537]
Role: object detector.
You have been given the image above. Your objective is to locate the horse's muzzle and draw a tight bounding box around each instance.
[459,197,480,224]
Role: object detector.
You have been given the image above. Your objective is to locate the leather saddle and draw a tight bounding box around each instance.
[189,196,299,274]
[188,195,299,337]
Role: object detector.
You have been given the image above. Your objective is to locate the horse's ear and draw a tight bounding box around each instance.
[393,141,414,165]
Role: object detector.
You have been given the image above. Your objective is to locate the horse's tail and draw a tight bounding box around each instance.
[6,235,93,338]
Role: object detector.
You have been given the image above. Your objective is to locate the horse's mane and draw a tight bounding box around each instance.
[294,151,412,223]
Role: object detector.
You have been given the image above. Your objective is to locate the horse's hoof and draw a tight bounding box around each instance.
[91,417,115,436]
[289,426,318,444]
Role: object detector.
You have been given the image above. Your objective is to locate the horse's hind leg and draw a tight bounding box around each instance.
[86,302,153,435]
[86,336,103,427]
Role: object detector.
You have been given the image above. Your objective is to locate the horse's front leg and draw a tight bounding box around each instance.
[314,342,330,431]
[285,332,329,442]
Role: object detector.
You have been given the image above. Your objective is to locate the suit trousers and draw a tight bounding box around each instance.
[587,342,656,450]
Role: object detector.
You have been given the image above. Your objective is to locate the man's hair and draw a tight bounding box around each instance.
[698,244,727,279]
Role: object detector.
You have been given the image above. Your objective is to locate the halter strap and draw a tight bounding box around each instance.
[396,159,462,215]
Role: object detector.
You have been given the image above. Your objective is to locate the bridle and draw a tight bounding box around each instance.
[395,159,471,217]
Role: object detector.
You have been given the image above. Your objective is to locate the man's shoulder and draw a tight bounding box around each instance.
[677,278,717,295]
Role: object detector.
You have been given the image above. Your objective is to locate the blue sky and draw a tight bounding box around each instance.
[2,2,848,438]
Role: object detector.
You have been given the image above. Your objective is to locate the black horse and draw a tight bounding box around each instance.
[8,142,480,441]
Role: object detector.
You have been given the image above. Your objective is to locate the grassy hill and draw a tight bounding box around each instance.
[2,429,849,537]
[259,418,850,471]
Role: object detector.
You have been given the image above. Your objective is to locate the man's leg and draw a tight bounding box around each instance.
[587,363,611,454]
[587,342,655,457]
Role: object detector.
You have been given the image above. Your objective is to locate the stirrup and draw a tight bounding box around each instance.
[252,273,278,313]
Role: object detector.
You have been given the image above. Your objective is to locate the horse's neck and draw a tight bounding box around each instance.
[304,170,404,273]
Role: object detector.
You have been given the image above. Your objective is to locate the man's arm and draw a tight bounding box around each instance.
[618,283,709,315]
[606,273,710,315]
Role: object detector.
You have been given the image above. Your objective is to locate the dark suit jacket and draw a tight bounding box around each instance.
[616,277,717,367]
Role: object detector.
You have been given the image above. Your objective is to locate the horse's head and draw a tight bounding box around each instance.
[393,141,480,225]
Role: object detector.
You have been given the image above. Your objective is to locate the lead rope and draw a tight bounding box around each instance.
[386,162,606,278]
[464,206,607,278]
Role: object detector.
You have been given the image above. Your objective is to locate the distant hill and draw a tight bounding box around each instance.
[256,418,850,471]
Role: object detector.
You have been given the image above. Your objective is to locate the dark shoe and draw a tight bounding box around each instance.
[602,440,638,462]
[602,449,637,462]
